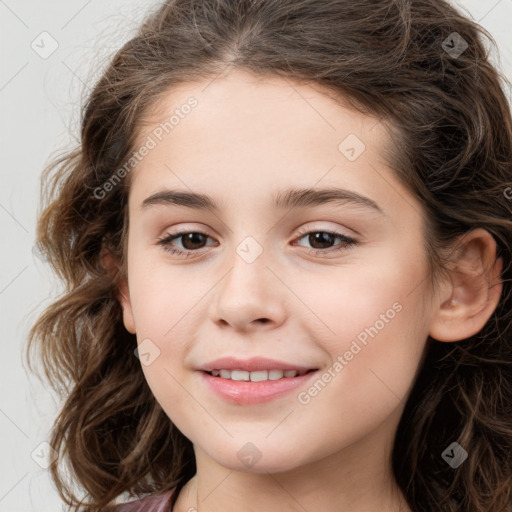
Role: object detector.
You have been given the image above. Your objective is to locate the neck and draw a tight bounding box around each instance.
[177,470,410,512]
[173,415,412,512]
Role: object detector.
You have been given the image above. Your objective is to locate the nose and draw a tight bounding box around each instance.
[208,242,288,333]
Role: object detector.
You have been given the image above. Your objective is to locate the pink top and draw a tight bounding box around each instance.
[115,490,175,512]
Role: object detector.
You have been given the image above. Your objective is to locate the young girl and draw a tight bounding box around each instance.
[26,0,512,511]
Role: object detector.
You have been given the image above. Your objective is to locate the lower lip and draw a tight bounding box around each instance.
[199,370,318,405]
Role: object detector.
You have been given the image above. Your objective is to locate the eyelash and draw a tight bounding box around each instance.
[156,226,358,258]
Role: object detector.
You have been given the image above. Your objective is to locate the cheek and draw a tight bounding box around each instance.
[127,253,195,331]
[290,281,428,456]
[298,249,428,389]
[296,248,421,337]
[125,261,194,399]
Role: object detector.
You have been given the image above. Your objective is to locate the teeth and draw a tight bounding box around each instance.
[210,369,308,381]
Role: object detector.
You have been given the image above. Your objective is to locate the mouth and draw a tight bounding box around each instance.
[199,368,319,405]
[203,368,317,381]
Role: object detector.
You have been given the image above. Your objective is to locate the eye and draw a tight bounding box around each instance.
[156,227,359,258]
[157,231,215,257]
[293,227,358,256]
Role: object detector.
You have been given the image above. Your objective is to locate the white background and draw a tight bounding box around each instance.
[1,1,511,510]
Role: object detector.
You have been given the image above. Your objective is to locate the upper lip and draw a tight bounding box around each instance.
[197,356,317,372]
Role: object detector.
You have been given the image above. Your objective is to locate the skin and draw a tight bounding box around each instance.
[111,68,503,512]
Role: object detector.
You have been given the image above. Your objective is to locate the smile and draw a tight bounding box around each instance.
[206,368,313,381]
[199,369,319,405]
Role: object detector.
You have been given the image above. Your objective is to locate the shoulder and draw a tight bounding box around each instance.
[114,490,175,512]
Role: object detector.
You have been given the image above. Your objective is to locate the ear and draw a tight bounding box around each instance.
[100,247,136,335]
[428,228,503,342]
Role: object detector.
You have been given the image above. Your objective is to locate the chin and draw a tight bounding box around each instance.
[203,442,310,474]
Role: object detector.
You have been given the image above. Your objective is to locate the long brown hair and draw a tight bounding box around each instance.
[25,1,512,511]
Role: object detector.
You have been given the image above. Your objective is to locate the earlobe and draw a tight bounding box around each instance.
[100,247,136,335]
[117,277,137,335]
[428,229,503,343]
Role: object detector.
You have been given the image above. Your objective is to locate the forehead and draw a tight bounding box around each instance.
[134,69,384,151]
[128,69,419,223]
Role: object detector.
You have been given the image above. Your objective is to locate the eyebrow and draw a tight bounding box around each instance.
[140,187,385,215]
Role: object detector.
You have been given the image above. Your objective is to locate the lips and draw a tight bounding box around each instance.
[197,356,317,373]
[200,367,319,405]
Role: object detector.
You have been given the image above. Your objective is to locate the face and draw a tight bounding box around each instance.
[118,69,436,473]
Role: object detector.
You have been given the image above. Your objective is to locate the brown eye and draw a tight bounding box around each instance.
[294,229,358,256]
[157,231,216,256]
[303,232,337,250]
[176,232,209,250]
